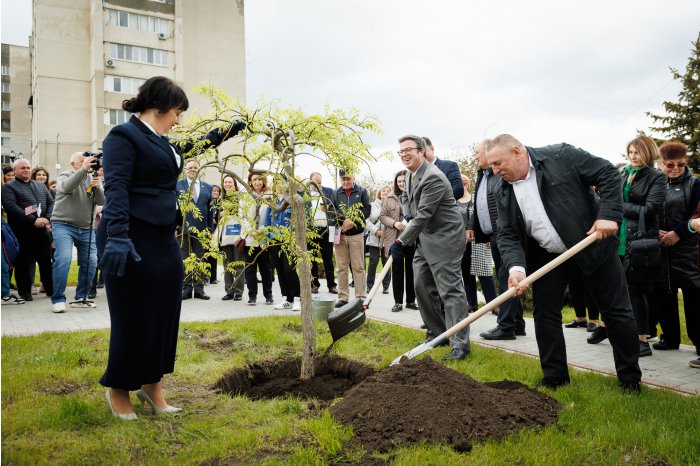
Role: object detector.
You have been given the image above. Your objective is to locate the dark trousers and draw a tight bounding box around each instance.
[529,242,641,382]
[221,244,245,296]
[391,243,415,305]
[181,234,205,295]
[269,244,300,302]
[656,285,700,348]
[627,279,654,336]
[492,241,524,332]
[14,229,54,298]
[569,270,600,320]
[367,245,391,291]
[310,227,336,289]
[207,254,218,282]
[245,245,273,299]
[461,242,497,309]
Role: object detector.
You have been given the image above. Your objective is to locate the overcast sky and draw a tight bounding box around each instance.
[4,0,699,182]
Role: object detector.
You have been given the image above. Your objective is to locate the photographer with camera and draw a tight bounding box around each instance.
[49,151,104,313]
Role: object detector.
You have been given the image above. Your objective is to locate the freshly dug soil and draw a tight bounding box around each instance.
[329,356,561,453]
[213,356,375,401]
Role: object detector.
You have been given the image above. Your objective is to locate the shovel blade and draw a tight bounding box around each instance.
[327,298,366,342]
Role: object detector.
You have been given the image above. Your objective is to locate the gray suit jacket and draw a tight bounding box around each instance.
[398,161,465,264]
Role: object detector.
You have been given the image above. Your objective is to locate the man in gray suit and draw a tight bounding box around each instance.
[390,135,470,360]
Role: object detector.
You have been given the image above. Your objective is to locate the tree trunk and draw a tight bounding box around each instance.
[292,193,317,379]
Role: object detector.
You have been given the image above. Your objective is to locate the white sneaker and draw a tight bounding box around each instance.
[70,300,97,309]
[2,294,25,305]
[52,302,66,313]
[274,301,292,310]
[292,297,301,311]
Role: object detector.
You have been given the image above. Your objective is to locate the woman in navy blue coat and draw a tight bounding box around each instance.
[97,76,244,419]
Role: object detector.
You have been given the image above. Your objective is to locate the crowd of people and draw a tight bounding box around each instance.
[2,76,699,419]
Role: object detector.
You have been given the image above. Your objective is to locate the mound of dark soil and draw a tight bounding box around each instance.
[329,356,561,453]
[214,356,375,401]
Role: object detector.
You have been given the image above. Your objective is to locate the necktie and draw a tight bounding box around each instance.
[192,180,199,202]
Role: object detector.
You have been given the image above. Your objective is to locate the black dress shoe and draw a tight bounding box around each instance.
[405,302,419,310]
[328,287,338,294]
[391,304,402,312]
[515,328,526,336]
[537,375,571,389]
[587,326,608,344]
[480,327,516,340]
[587,322,598,332]
[88,291,97,299]
[233,294,242,301]
[20,294,33,302]
[441,348,470,361]
[182,293,192,300]
[382,288,389,294]
[619,380,641,393]
[265,297,274,305]
[652,339,679,350]
[222,294,234,301]
[639,341,652,357]
[248,297,257,305]
[311,285,319,294]
[194,292,210,300]
[334,300,348,308]
[564,319,587,328]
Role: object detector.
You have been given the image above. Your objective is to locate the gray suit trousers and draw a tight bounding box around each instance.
[414,244,470,350]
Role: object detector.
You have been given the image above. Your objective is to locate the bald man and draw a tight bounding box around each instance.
[50,152,104,313]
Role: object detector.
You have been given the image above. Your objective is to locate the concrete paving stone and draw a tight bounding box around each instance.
[2,282,699,395]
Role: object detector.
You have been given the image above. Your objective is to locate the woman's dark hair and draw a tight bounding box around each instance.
[31,166,51,188]
[393,169,406,196]
[2,166,13,175]
[659,141,688,160]
[122,76,189,114]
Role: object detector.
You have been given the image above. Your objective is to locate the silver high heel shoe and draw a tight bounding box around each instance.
[105,389,137,420]
[136,388,182,414]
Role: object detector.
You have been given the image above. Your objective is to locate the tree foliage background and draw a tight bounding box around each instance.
[646,33,700,171]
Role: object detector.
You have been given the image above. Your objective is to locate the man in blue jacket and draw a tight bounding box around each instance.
[328,170,371,308]
[423,137,463,200]
[488,134,641,391]
[177,160,213,300]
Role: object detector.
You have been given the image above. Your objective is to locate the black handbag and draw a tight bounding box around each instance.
[627,207,663,283]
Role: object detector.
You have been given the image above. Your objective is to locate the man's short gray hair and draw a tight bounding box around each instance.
[486,134,523,153]
[398,135,426,151]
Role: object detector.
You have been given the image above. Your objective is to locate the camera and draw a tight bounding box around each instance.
[83,151,103,172]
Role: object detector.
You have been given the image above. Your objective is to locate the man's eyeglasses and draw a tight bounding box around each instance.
[397,147,419,156]
[662,161,686,169]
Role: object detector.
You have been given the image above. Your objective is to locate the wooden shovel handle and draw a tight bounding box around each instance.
[364,255,394,306]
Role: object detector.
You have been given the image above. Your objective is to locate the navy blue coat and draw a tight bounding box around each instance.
[434,157,464,199]
[101,115,229,238]
[176,178,213,236]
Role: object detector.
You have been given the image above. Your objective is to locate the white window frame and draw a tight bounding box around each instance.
[106,8,170,36]
[1,66,9,76]
[105,75,145,94]
[104,109,131,126]
[109,43,168,66]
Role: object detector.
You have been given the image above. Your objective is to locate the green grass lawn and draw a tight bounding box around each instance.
[2,317,699,465]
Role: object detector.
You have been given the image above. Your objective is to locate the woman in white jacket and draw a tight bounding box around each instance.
[365,186,392,293]
[243,172,274,305]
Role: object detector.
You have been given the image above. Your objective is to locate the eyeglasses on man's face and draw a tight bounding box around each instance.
[397,147,419,156]
[662,161,685,169]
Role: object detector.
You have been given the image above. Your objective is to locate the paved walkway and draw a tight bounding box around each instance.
[2,273,698,395]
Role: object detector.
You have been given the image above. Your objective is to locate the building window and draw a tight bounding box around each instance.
[105,109,131,126]
[109,43,168,66]
[1,101,10,111]
[1,137,10,146]
[1,66,8,76]
[1,119,10,131]
[106,9,170,35]
[1,82,9,93]
[105,75,145,94]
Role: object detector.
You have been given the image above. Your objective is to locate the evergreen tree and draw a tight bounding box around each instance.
[646,33,700,171]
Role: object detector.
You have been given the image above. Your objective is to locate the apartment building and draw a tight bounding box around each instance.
[1,44,32,166]
[30,0,246,177]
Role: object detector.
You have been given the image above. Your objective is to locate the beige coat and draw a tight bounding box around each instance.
[379,192,402,249]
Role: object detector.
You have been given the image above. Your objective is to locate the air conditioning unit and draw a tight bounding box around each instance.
[105,59,115,68]
[158,33,167,40]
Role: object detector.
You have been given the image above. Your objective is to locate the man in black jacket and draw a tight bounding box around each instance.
[328,170,371,307]
[467,139,525,339]
[488,134,641,391]
[1,159,54,301]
